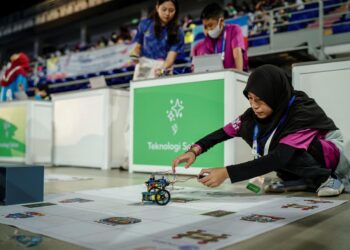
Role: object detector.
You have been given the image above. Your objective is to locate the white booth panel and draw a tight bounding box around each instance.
[53,88,129,169]
[54,94,106,167]
[111,91,129,167]
[30,102,53,164]
[293,59,350,159]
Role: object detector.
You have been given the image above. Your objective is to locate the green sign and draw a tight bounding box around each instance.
[0,106,26,157]
[134,79,224,168]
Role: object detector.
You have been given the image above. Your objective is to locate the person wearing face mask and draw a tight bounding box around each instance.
[194,3,248,72]
[131,0,184,78]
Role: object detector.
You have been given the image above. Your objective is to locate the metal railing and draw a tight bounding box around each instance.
[42,62,192,92]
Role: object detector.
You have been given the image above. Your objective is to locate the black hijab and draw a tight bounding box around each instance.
[238,64,337,151]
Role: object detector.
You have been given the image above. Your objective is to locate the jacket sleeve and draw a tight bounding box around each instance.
[195,128,232,153]
[195,117,242,153]
[226,143,297,183]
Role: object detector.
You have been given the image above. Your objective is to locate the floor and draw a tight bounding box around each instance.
[1,167,350,250]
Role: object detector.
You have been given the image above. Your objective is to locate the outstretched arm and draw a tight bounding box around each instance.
[195,128,232,154]
[172,127,233,173]
[172,117,242,173]
[198,143,297,188]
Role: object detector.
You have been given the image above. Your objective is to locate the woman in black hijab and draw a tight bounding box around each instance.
[172,65,350,197]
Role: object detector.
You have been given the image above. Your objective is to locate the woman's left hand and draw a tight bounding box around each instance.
[198,168,229,188]
[154,68,163,77]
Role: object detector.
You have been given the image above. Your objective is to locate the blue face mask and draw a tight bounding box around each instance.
[34,95,42,100]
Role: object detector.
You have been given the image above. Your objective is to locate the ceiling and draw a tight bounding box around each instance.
[0,0,47,16]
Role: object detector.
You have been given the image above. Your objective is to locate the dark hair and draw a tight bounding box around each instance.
[116,26,132,42]
[200,3,225,20]
[36,83,50,94]
[152,0,180,45]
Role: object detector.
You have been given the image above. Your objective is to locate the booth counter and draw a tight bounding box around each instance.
[0,101,52,165]
[130,70,252,175]
[52,88,129,170]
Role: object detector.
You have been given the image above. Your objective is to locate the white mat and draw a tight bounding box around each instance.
[0,185,346,250]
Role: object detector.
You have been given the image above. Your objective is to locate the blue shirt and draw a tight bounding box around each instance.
[134,18,185,60]
[0,74,28,102]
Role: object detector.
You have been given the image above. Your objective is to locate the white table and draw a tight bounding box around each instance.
[0,100,53,165]
[52,88,129,170]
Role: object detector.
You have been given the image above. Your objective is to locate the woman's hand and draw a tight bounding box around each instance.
[154,68,163,77]
[130,43,141,63]
[154,67,171,77]
[130,53,140,63]
[198,168,229,188]
[172,152,196,173]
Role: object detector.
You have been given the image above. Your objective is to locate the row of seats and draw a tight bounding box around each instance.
[248,0,348,47]
[332,11,350,33]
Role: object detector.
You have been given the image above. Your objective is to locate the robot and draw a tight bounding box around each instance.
[142,174,171,206]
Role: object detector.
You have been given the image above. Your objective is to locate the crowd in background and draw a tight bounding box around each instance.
[6,0,348,66]
[1,0,350,98]
[4,0,350,66]
[38,0,312,60]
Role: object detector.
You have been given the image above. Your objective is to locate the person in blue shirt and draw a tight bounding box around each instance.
[131,0,184,77]
[0,53,30,102]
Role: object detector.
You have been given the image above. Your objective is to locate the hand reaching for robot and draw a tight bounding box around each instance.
[172,152,196,173]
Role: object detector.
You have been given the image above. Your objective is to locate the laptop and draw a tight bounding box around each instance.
[89,76,107,89]
[192,53,224,73]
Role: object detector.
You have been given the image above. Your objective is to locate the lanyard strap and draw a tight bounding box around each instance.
[252,125,260,159]
[214,27,226,61]
[252,95,296,159]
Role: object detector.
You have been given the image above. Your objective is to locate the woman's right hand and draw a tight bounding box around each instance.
[130,43,141,63]
[130,53,140,63]
[172,152,196,173]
